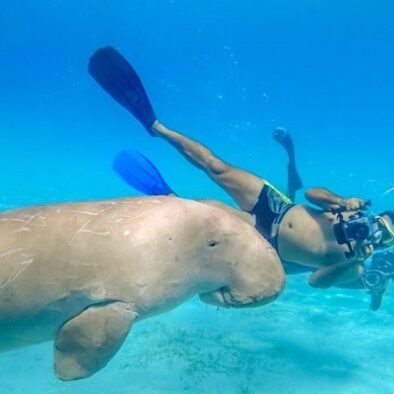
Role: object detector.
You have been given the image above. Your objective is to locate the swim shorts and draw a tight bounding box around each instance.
[250,181,295,251]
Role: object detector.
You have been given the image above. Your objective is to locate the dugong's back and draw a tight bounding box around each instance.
[0,198,194,316]
[0,198,195,342]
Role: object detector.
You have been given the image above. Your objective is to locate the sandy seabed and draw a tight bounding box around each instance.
[1,274,393,394]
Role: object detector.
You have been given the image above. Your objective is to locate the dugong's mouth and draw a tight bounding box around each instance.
[200,285,281,308]
[199,287,231,308]
[217,288,230,306]
[220,286,282,308]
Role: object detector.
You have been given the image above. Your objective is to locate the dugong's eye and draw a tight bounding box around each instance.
[208,240,218,248]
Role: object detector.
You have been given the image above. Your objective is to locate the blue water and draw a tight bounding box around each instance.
[1,1,393,393]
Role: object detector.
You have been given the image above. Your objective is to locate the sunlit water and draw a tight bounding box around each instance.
[1,1,393,393]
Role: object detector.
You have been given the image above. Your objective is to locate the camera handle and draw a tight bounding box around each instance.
[330,200,372,216]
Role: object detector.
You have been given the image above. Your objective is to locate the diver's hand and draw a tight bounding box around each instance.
[339,197,367,211]
[353,241,374,262]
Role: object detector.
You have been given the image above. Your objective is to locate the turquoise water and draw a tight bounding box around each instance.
[1,1,394,393]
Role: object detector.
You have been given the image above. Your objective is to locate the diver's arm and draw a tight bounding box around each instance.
[308,241,372,288]
[305,187,366,211]
[305,187,343,210]
[308,260,364,288]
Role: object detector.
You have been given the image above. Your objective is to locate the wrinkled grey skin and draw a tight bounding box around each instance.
[0,196,284,380]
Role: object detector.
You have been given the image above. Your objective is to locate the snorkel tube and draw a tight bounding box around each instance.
[375,186,394,212]
[382,186,394,197]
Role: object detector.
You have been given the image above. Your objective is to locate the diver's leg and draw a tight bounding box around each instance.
[273,128,303,201]
[152,121,264,211]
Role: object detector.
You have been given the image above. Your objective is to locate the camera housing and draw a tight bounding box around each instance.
[333,212,374,245]
[331,201,375,259]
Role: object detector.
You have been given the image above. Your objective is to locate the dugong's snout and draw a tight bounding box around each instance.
[200,228,285,309]
[228,229,286,307]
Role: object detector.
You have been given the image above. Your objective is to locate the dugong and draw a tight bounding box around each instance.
[0,196,284,380]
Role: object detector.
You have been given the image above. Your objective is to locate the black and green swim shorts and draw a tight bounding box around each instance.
[250,181,295,250]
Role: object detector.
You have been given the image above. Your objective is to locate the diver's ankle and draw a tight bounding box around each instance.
[151,120,168,136]
[150,120,162,136]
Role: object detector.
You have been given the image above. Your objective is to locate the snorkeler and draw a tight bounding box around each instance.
[89,46,394,289]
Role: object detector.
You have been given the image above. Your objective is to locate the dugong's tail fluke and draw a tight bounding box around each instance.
[54,302,136,381]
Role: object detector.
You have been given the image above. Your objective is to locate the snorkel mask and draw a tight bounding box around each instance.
[373,216,394,249]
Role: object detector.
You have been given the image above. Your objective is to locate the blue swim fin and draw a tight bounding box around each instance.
[89,46,157,134]
[113,149,174,196]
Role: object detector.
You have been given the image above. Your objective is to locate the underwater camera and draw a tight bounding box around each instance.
[334,212,374,244]
[332,201,374,258]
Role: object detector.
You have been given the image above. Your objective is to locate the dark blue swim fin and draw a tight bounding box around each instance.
[113,149,174,196]
[89,46,157,134]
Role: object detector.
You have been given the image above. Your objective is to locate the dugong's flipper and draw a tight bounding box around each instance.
[54,302,135,381]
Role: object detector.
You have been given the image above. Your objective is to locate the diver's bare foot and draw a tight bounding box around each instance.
[273,127,293,151]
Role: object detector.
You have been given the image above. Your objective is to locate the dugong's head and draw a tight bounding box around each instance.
[197,205,285,308]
